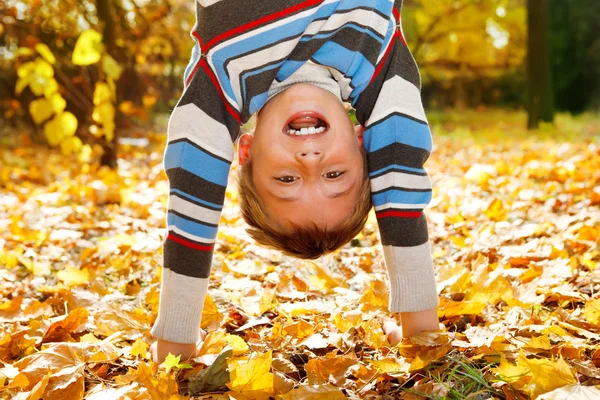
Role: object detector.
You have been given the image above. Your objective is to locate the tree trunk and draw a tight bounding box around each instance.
[527,0,554,129]
[96,0,119,168]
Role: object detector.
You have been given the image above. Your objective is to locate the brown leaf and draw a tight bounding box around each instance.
[42,307,89,343]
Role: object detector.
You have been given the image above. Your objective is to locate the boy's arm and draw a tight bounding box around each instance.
[354,1,439,327]
[150,44,241,348]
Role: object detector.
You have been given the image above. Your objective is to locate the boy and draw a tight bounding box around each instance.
[151,0,439,362]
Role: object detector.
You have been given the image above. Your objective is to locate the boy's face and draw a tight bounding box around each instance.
[239,83,365,230]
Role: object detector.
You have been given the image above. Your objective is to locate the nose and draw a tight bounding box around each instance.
[296,150,323,164]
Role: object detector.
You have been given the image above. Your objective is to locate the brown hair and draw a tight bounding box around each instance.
[238,147,372,259]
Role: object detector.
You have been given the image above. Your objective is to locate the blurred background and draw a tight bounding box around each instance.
[0,0,598,166]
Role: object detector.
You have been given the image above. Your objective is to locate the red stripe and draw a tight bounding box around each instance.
[185,32,205,87]
[368,30,398,85]
[395,11,407,47]
[205,0,324,50]
[192,31,205,50]
[167,233,215,251]
[376,210,422,219]
[200,59,241,123]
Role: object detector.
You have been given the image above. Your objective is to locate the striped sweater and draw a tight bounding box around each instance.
[151,0,438,344]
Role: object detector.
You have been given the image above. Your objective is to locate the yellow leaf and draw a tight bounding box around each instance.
[34,58,53,78]
[492,355,530,384]
[360,319,389,349]
[72,29,103,65]
[198,331,227,356]
[360,278,388,311]
[119,101,136,115]
[49,93,66,114]
[134,361,182,400]
[367,358,407,373]
[15,76,31,95]
[79,144,93,163]
[44,112,78,147]
[93,82,112,106]
[484,198,508,221]
[17,61,36,78]
[584,298,600,325]
[142,93,157,108]
[305,353,357,385]
[279,384,347,400]
[102,54,122,80]
[259,287,278,314]
[131,338,148,358]
[35,43,56,64]
[409,344,452,371]
[42,77,59,98]
[307,262,346,294]
[42,307,89,343]
[227,350,274,398]
[520,352,576,398]
[283,320,314,340]
[15,47,35,58]
[201,294,224,330]
[225,334,249,356]
[525,335,552,350]
[60,136,83,156]
[79,333,100,343]
[160,353,192,374]
[92,102,115,141]
[56,265,89,286]
[26,369,51,400]
[29,98,54,125]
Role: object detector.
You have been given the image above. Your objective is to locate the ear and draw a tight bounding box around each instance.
[354,124,365,148]
[238,133,253,165]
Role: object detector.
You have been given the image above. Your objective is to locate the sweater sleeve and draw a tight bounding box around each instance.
[150,37,241,343]
[353,1,438,313]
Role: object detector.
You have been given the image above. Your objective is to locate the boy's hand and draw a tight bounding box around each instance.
[382,308,440,346]
[150,329,207,364]
[151,339,197,364]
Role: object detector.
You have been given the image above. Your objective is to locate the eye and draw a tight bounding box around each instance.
[324,171,345,179]
[275,176,298,183]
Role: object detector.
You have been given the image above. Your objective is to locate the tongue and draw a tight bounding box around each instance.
[289,116,319,129]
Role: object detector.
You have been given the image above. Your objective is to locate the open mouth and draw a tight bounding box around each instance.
[282,111,329,138]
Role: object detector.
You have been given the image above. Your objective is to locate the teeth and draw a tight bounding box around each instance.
[287,126,326,135]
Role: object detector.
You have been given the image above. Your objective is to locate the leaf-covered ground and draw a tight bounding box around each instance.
[1,110,599,400]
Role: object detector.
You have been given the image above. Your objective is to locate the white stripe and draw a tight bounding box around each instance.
[161,268,209,303]
[371,171,431,193]
[168,103,235,162]
[366,75,427,126]
[304,8,389,37]
[168,225,216,244]
[169,195,222,225]
[197,0,224,6]
[377,14,396,64]
[374,202,428,212]
[329,66,353,100]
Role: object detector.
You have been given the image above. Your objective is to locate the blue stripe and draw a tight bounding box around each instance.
[184,43,201,85]
[369,164,426,177]
[299,22,384,46]
[170,189,223,210]
[167,213,217,239]
[241,60,285,109]
[365,115,432,152]
[311,41,374,97]
[372,189,432,207]
[164,141,230,186]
